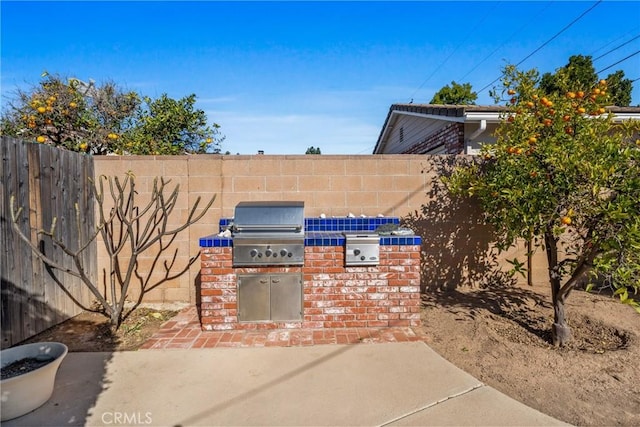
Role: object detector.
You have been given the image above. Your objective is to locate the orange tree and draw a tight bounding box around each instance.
[1,73,139,153]
[445,65,640,346]
[119,94,222,155]
[1,73,223,154]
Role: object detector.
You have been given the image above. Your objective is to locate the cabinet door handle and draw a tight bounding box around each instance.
[272,278,280,284]
[260,279,268,284]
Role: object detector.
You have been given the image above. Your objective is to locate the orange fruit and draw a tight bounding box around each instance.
[37,106,46,113]
[69,102,77,108]
[561,216,572,225]
[36,136,46,143]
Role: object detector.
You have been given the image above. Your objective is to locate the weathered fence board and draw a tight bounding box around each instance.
[1,137,96,348]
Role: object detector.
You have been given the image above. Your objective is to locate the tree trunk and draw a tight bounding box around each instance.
[526,236,533,287]
[551,294,572,346]
[544,228,572,346]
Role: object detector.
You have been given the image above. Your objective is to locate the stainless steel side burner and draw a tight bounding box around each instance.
[343,232,380,266]
[231,201,305,266]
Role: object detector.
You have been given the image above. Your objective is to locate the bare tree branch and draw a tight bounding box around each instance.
[11,172,215,330]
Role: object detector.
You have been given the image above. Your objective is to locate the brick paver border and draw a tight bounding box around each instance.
[140,306,427,349]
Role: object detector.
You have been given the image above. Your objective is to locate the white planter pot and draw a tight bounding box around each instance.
[1,342,68,421]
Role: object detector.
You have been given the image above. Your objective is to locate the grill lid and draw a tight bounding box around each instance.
[233,201,304,233]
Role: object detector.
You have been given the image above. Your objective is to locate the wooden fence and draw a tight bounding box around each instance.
[1,137,96,348]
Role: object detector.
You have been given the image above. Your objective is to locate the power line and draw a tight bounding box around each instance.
[408,2,502,102]
[593,34,640,61]
[596,50,640,74]
[476,0,603,96]
[458,1,555,82]
[590,26,640,57]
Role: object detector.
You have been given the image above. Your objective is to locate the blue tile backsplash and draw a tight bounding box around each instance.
[303,217,399,232]
[200,216,420,247]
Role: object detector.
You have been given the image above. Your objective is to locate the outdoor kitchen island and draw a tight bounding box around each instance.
[198,203,422,332]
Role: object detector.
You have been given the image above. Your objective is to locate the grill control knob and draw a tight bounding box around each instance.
[265,249,273,257]
[250,249,259,258]
[360,255,366,261]
[280,249,288,257]
[354,249,361,256]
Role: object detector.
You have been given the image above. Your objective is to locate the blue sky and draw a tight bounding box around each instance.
[2,1,639,155]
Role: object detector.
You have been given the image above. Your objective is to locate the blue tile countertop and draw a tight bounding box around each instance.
[198,233,421,248]
[200,217,421,247]
[199,235,233,248]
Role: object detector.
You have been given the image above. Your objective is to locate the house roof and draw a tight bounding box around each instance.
[373,103,640,154]
[374,104,505,154]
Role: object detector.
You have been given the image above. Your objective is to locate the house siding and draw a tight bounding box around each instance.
[402,122,464,154]
[385,115,452,154]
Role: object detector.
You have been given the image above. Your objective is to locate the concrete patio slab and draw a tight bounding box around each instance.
[387,383,569,426]
[3,342,566,426]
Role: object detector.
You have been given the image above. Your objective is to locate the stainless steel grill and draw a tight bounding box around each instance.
[231,201,305,266]
[343,232,380,266]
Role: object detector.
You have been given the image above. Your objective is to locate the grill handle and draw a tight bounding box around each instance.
[233,224,302,232]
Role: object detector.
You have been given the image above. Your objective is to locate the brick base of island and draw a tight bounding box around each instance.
[198,219,422,331]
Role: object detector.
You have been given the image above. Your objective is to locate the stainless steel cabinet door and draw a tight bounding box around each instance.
[238,275,270,322]
[270,274,302,321]
[237,274,302,322]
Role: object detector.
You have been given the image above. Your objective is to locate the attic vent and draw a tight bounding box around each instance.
[399,127,404,143]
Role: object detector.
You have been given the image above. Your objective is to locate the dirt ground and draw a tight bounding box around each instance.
[420,281,640,427]
[22,283,639,426]
[20,307,178,352]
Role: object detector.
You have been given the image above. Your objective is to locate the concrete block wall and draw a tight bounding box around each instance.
[94,154,547,305]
